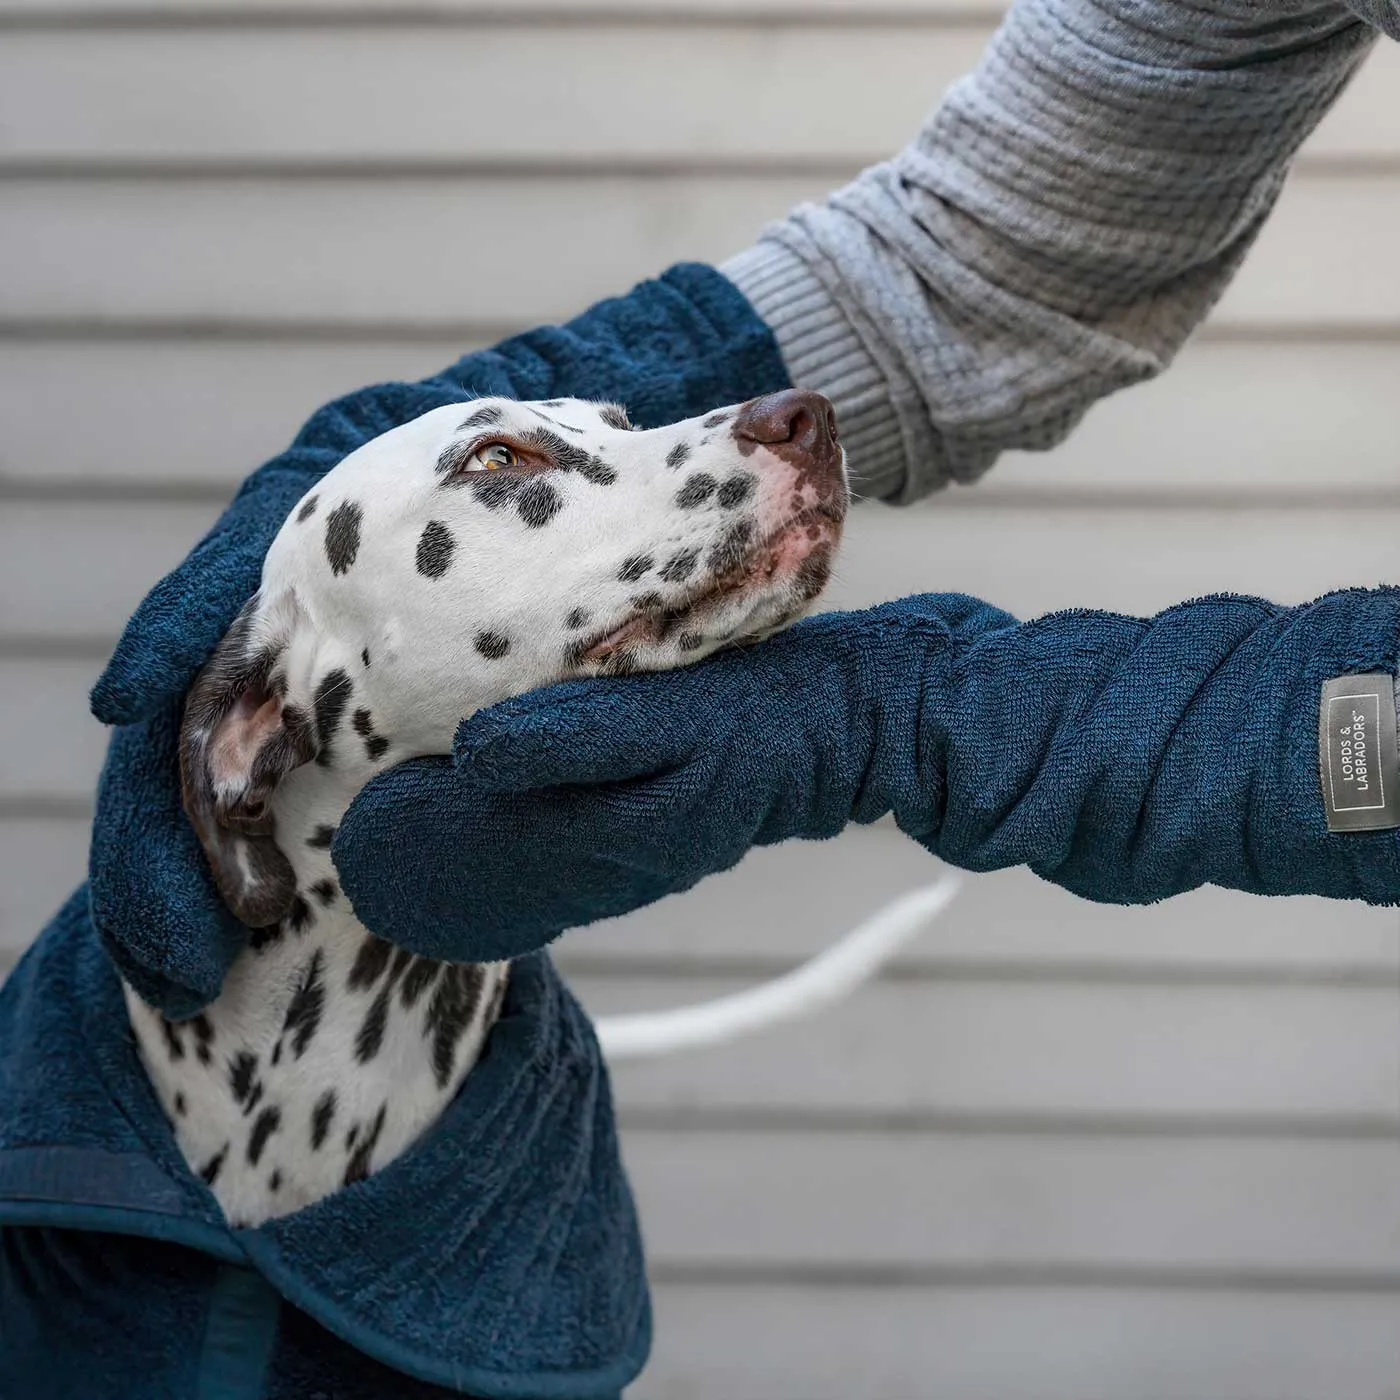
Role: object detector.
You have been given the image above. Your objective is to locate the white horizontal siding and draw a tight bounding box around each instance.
[579,976,1399,1120]
[0,25,982,164]
[637,1287,1400,1400]
[4,6,1399,1396]
[0,656,105,801]
[626,1131,1400,1272]
[0,815,89,953]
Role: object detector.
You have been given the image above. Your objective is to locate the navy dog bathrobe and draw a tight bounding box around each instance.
[0,898,647,1400]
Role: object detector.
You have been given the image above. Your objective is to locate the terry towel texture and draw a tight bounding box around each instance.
[0,897,648,1400]
[334,588,1400,970]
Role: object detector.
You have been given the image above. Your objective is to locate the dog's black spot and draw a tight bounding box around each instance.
[191,1014,214,1066]
[160,1018,185,1062]
[269,1170,282,1194]
[676,474,717,508]
[200,1144,229,1187]
[425,964,486,1089]
[717,473,757,510]
[678,632,705,652]
[540,399,565,408]
[355,989,391,1064]
[708,518,755,573]
[287,894,314,935]
[324,501,363,577]
[565,607,590,630]
[517,478,562,528]
[282,949,326,1059]
[347,707,392,761]
[313,669,351,766]
[702,411,730,429]
[459,405,503,430]
[597,403,632,431]
[361,647,370,669]
[310,1089,337,1151]
[297,495,319,523]
[229,1051,258,1107]
[618,554,654,583]
[307,824,337,849]
[244,1081,264,1117]
[666,442,691,470]
[659,548,700,583]
[466,472,521,509]
[355,949,413,1062]
[345,1125,358,1150]
[348,933,393,991]
[249,923,282,951]
[343,1103,387,1187]
[247,1106,281,1166]
[400,957,442,1010]
[795,550,833,600]
[474,630,511,660]
[174,1092,187,1117]
[631,592,664,612]
[519,427,605,479]
[310,877,337,907]
[416,520,456,579]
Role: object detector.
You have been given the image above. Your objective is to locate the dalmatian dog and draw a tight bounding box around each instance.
[125,388,848,1228]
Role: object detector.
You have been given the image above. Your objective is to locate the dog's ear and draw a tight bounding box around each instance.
[179,600,317,928]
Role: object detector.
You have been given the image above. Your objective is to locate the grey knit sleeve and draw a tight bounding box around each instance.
[722,0,1383,503]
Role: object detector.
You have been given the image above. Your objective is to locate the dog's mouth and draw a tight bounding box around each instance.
[578,504,844,668]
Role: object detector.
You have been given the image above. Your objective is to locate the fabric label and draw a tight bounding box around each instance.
[1318,674,1400,833]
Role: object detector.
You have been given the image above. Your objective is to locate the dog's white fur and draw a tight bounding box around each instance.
[125,392,846,1227]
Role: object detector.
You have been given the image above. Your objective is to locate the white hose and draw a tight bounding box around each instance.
[594,872,961,1059]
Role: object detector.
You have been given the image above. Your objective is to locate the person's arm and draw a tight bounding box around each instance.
[338,588,1400,964]
[724,0,1381,502]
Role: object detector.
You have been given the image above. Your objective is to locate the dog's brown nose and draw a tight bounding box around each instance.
[733,389,839,455]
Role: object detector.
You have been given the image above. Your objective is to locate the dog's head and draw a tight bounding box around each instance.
[179,389,847,927]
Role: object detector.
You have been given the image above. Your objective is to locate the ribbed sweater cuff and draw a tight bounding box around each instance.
[722,242,908,503]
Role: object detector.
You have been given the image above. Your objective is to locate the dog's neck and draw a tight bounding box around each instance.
[126,715,508,1229]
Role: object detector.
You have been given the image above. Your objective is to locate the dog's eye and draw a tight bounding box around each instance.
[467,443,519,472]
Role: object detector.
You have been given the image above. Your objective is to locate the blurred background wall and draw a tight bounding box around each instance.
[3,3,1400,1396]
